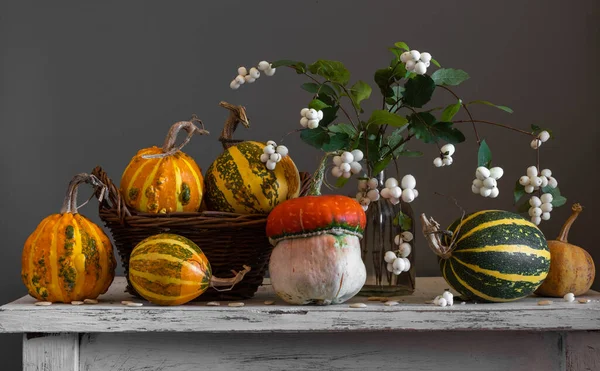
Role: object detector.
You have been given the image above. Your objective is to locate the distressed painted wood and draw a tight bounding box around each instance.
[1,277,599,333]
[566,331,600,371]
[23,333,78,371]
[80,332,566,371]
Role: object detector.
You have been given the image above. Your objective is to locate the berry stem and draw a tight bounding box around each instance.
[437,85,481,145]
[453,119,535,136]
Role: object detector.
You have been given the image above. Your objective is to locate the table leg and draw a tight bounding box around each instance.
[23,333,79,371]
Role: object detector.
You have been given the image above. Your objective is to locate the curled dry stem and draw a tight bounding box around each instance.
[209,265,252,292]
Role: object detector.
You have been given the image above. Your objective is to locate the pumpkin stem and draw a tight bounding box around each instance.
[307,153,330,196]
[218,101,250,150]
[556,203,583,243]
[142,115,209,159]
[60,173,108,214]
[209,265,251,291]
[420,213,453,259]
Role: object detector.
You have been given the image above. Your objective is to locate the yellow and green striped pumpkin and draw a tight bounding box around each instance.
[441,210,550,302]
[204,141,300,214]
[120,148,204,214]
[129,233,211,306]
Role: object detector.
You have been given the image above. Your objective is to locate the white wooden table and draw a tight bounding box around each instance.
[1,277,599,371]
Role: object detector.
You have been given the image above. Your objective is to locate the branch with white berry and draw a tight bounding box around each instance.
[227,41,567,226]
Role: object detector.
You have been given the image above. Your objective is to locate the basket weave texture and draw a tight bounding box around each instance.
[92,166,311,301]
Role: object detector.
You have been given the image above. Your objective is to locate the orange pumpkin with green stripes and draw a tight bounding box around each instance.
[120,118,209,214]
[21,174,116,303]
[204,140,301,214]
[128,233,251,305]
[433,210,550,302]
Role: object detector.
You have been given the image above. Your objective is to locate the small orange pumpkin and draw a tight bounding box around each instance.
[21,174,117,303]
[120,117,209,214]
[535,204,596,297]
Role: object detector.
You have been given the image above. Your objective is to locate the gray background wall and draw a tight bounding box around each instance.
[1,1,598,368]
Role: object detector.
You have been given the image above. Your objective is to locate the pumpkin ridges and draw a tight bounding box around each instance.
[79,215,114,297]
[451,255,547,283]
[178,153,204,210]
[48,216,66,303]
[123,152,161,211]
[24,216,57,300]
[456,218,534,244]
[448,259,515,302]
[69,215,87,299]
[139,157,165,212]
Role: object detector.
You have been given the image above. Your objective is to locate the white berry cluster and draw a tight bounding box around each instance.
[356,176,380,211]
[433,144,455,167]
[519,167,558,194]
[400,50,432,75]
[300,108,324,129]
[332,149,364,181]
[530,130,551,149]
[471,166,504,198]
[528,193,554,225]
[379,175,419,205]
[384,231,413,275]
[433,290,454,307]
[230,61,276,90]
[259,140,288,170]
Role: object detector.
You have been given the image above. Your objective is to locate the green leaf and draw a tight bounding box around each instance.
[393,211,413,230]
[372,157,392,175]
[541,186,567,207]
[270,59,306,74]
[349,80,372,107]
[308,60,350,86]
[394,41,410,51]
[383,128,407,157]
[308,99,330,111]
[300,83,338,97]
[477,139,492,168]
[388,47,403,61]
[374,67,395,98]
[431,68,470,86]
[335,176,350,188]
[322,132,351,151]
[328,123,357,137]
[552,195,567,207]
[514,180,526,204]
[517,201,531,214]
[468,100,513,114]
[430,58,441,68]
[408,112,465,144]
[300,127,330,149]
[531,124,554,139]
[441,101,461,122]
[403,74,436,108]
[368,110,409,128]
[315,93,338,127]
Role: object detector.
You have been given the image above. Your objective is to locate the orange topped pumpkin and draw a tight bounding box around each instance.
[120,117,209,214]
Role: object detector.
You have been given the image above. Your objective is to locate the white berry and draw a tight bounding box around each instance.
[540,176,549,188]
[300,117,309,128]
[531,216,542,225]
[530,176,543,188]
[264,67,276,76]
[409,50,421,61]
[260,153,269,163]
[541,169,552,178]
[392,258,406,272]
[438,297,448,307]
[386,263,394,272]
[306,109,318,120]
[420,52,432,63]
[405,60,416,71]
[380,187,391,198]
[384,251,397,263]
[442,156,453,166]
[358,179,368,191]
[530,196,542,207]
[339,163,351,173]
[472,184,480,194]
[266,140,277,146]
[400,51,411,62]
[441,143,455,156]
[401,257,411,271]
[270,153,282,163]
[413,189,419,198]
[489,167,504,180]
[331,166,343,178]
[230,80,240,90]
[489,187,500,198]
[307,119,319,129]
[401,175,416,190]
[414,61,427,75]
[401,231,413,242]
[385,177,398,188]
[483,177,497,189]
[276,145,288,157]
[473,179,484,188]
[433,157,443,167]
[542,212,551,221]
[263,145,275,155]
[367,178,379,189]
[538,131,550,142]
[257,61,270,71]
[300,108,309,117]
[476,166,491,180]
[237,67,247,76]
[341,151,354,163]
[519,176,530,186]
[244,75,256,83]
[317,110,324,120]
[399,243,411,258]
[351,149,364,162]
[541,193,553,204]
[388,197,400,205]
[480,187,492,197]
[350,162,362,174]
[390,186,402,199]
[401,188,415,202]
[563,293,575,302]
[266,160,276,170]
[235,75,246,84]
[548,176,558,188]
[366,189,379,201]
[530,139,542,149]
[249,67,260,79]
[532,207,542,217]
[342,171,351,179]
[541,203,553,213]
[524,185,535,194]
[442,291,454,306]
[527,166,538,178]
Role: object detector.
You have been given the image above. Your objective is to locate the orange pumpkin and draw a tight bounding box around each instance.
[21,174,117,303]
[120,117,209,214]
[535,204,596,297]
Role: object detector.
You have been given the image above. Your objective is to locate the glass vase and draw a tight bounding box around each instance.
[359,171,416,296]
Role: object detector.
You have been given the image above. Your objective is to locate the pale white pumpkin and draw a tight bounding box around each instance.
[269,234,366,305]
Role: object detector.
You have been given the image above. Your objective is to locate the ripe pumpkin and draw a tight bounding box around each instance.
[266,195,367,305]
[120,117,208,214]
[422,210,550,302]
[203,102,300,214]
[21,174,116,303]
[535,204,595,297]
[129,233,250,306]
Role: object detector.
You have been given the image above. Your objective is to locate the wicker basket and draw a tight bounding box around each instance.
[92,166,311,301]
